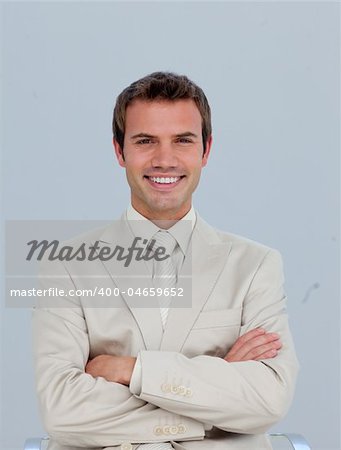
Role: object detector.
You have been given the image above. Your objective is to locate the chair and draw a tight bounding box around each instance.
[269,433,311,449]
[24,434,311,449]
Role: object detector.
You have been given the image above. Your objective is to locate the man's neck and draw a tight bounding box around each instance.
[151,219,177,230]
[131,204,192,229]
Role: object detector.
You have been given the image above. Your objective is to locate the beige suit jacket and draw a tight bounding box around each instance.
[32,214,299,450]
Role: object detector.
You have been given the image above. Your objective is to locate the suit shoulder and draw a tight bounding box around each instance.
[196,216,280,258]
[218,229,272,252]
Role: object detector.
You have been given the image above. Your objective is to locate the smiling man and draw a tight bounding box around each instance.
[33,72,299,450]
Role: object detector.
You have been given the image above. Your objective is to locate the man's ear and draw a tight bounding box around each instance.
[113,139,126,167]
[202,135,213,167]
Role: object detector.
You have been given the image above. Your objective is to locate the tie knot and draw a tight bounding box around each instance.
[153,231,177,256]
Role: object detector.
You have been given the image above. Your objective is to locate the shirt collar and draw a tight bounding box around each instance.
[125,204,196,255]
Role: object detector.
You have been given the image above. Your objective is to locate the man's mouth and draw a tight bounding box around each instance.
[144,175,185,187]
[148,176,181,184]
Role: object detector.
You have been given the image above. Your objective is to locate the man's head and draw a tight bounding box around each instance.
[112,72,213,222]
[113,71,212,152]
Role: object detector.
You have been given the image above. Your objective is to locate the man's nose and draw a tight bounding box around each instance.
[151,142,178,168]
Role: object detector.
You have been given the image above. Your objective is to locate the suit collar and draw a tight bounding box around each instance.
[126,204,196,257]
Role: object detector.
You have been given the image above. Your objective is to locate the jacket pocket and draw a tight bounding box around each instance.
[182,308,242,358]
[192,307,242,329]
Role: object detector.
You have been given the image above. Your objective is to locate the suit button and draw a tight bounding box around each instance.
[163,425,170,435]
[154,426,163,436]
[161,383,171,393]
[171,385,179,394]
[120,443,133,450]
[185,388,193,397]
[169,425,178,435]
[178,424,186,433]
[178,385,186,395]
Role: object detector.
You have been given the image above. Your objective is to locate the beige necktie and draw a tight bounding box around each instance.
[152,231,178,330]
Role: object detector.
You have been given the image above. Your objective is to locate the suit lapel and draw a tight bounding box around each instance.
[160,216,232,352]
[96,217,164,351]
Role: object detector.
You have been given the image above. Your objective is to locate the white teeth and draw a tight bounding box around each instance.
[149,177,180,184]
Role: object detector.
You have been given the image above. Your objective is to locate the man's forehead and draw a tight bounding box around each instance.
[125,98,202,132]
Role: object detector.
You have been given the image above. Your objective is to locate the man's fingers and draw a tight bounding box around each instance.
[228,332,280,358]
[224,330,281,362]
[244,339,282,360]
[254,348,280,360]
[226,328,265,355]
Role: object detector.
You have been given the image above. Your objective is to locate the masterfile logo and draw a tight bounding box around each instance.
[26,237,171,266]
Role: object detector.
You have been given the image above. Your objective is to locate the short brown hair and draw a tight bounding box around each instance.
[112,71,212,151]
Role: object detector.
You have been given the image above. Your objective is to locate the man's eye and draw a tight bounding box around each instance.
[136,138,153,145]
[177,138,192,144]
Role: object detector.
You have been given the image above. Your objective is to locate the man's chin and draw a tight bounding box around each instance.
[144,199,189,220]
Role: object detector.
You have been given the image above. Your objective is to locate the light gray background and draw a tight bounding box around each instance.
[1,2,340,449]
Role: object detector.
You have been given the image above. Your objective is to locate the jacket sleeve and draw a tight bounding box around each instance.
[129,250,299,435]
[32,261,205,448]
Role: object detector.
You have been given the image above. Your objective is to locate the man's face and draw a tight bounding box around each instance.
[113,99,212,221]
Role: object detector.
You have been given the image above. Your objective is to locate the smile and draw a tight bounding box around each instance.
[144,175,184,189]
[149,176,180,184]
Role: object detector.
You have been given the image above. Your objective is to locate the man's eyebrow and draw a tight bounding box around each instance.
[129,132,199,140]
[175,132,198,138]
[130,133,156,140]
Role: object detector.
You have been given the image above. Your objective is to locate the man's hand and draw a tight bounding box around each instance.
[224,328,282,362]
[85,355,136,385]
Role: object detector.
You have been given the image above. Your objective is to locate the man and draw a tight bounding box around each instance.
[33,72,299,450]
